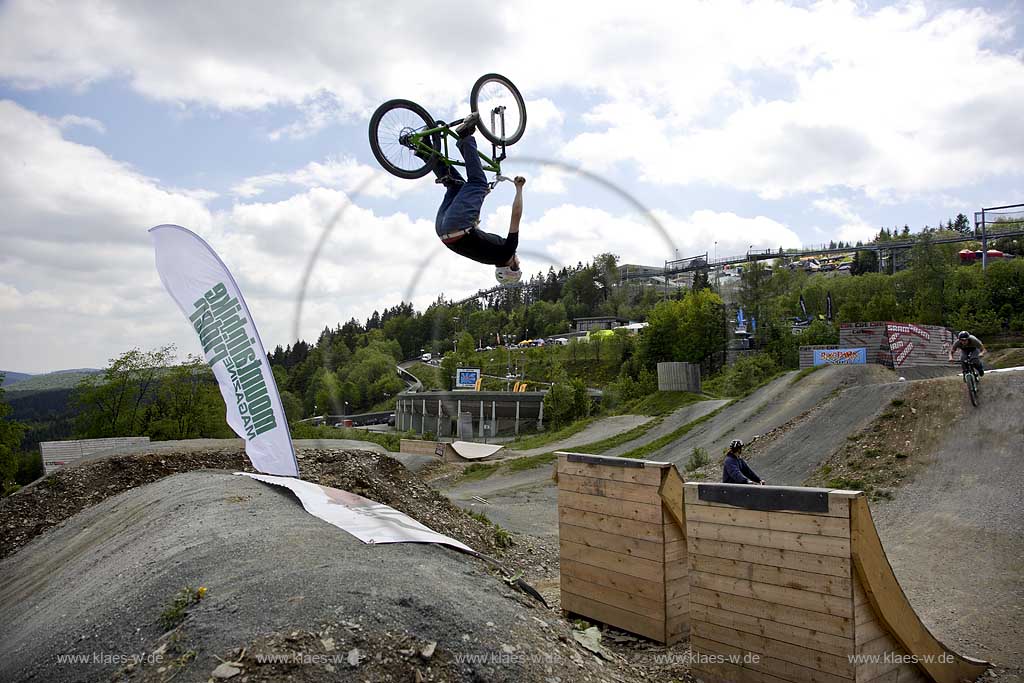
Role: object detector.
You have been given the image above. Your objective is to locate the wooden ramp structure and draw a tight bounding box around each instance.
[555,452,689,644]
[552,453,988,682]
[686,483,988,683]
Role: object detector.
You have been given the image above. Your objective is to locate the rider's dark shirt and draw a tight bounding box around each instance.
[723,453,761,485]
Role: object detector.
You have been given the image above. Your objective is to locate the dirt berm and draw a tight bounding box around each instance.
[872,372,1024,679]
[0,450,620,683]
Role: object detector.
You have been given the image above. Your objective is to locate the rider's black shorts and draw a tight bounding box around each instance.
[445,229,518,267]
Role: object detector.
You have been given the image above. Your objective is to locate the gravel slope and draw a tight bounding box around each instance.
[751,381,904,485]
[0,471,612,683]
[650,364,896,467]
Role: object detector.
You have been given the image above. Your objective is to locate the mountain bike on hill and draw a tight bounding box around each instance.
[948,330,987,407]
[368,74,528,284]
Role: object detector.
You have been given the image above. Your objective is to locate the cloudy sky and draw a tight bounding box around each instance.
[2,0,1022,373]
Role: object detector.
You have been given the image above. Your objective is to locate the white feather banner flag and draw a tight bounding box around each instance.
[150,224,299,477]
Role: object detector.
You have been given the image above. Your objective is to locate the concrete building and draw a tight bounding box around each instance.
[395,390,547,438]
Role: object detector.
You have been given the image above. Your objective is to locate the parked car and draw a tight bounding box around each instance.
[837,263,852,272]
[421,352,432,362]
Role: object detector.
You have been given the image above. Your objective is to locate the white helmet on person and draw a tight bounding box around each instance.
[729,439,743,452]
[495,264,522,285]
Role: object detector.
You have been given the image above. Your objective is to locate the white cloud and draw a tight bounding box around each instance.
[231,157,413,199]
[813,197,878,244]
[0,100,519,371]
[55,114,106,134]
[2,1,1021,200]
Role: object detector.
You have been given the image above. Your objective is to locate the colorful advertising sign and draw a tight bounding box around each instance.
[455,368,481,389]
[813,348,867,366]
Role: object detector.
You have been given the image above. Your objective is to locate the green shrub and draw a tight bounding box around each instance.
[703,354,781,398]
[686,447,710,472]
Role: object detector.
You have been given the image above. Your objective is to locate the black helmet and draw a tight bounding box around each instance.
[729,439,743,451]
[958,330,970,340]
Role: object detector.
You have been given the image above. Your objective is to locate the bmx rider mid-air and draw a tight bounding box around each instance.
[949,330,987,376]
[422,112,524,284]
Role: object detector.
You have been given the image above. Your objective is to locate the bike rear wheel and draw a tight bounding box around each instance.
[470,73,527,146]
[368,99,439,179]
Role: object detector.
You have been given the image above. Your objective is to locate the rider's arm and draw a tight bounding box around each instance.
[948,340,960,360]
[740,460,764,485]
[509,176,525,235]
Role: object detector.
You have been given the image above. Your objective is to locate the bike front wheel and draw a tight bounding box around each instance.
[470,74,527,146]
[368,99,439,179]
[966,372,979,407]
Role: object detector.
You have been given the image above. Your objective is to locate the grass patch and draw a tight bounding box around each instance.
[620,391,706,417]
[160,586,206,631]
[990,347,1024,370]
[506,451,558,472]
[789,365,823,385]
[570,418,664,455]
[405,362,444,390]
[510,417,596,451]
[460,462,499,482]
[619,402,734,460]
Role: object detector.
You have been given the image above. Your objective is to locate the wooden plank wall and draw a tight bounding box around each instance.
[556,453,688,644]
[686,484,862,683]
[398,439,443,456]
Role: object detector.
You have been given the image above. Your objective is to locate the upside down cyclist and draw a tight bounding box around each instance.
[419,112,524,285]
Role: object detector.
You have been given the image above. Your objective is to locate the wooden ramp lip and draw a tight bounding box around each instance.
[850,496,989,683]
[697,483,832,514]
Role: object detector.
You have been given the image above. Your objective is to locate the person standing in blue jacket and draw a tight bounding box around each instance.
[722,439,766,485]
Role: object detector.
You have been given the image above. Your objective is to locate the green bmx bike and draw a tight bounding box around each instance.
[368,73,527,186]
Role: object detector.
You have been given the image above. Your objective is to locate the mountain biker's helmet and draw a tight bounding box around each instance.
[495,265,522,285]
[729,439,743,452]
[958,330,970,340]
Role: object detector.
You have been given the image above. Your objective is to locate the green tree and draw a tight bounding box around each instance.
[640,290,726,369]
[908,233,952,324]
[146,356,227,440]
[280,391,304,423]
[73,345,176,438]
[0,375,28,494]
